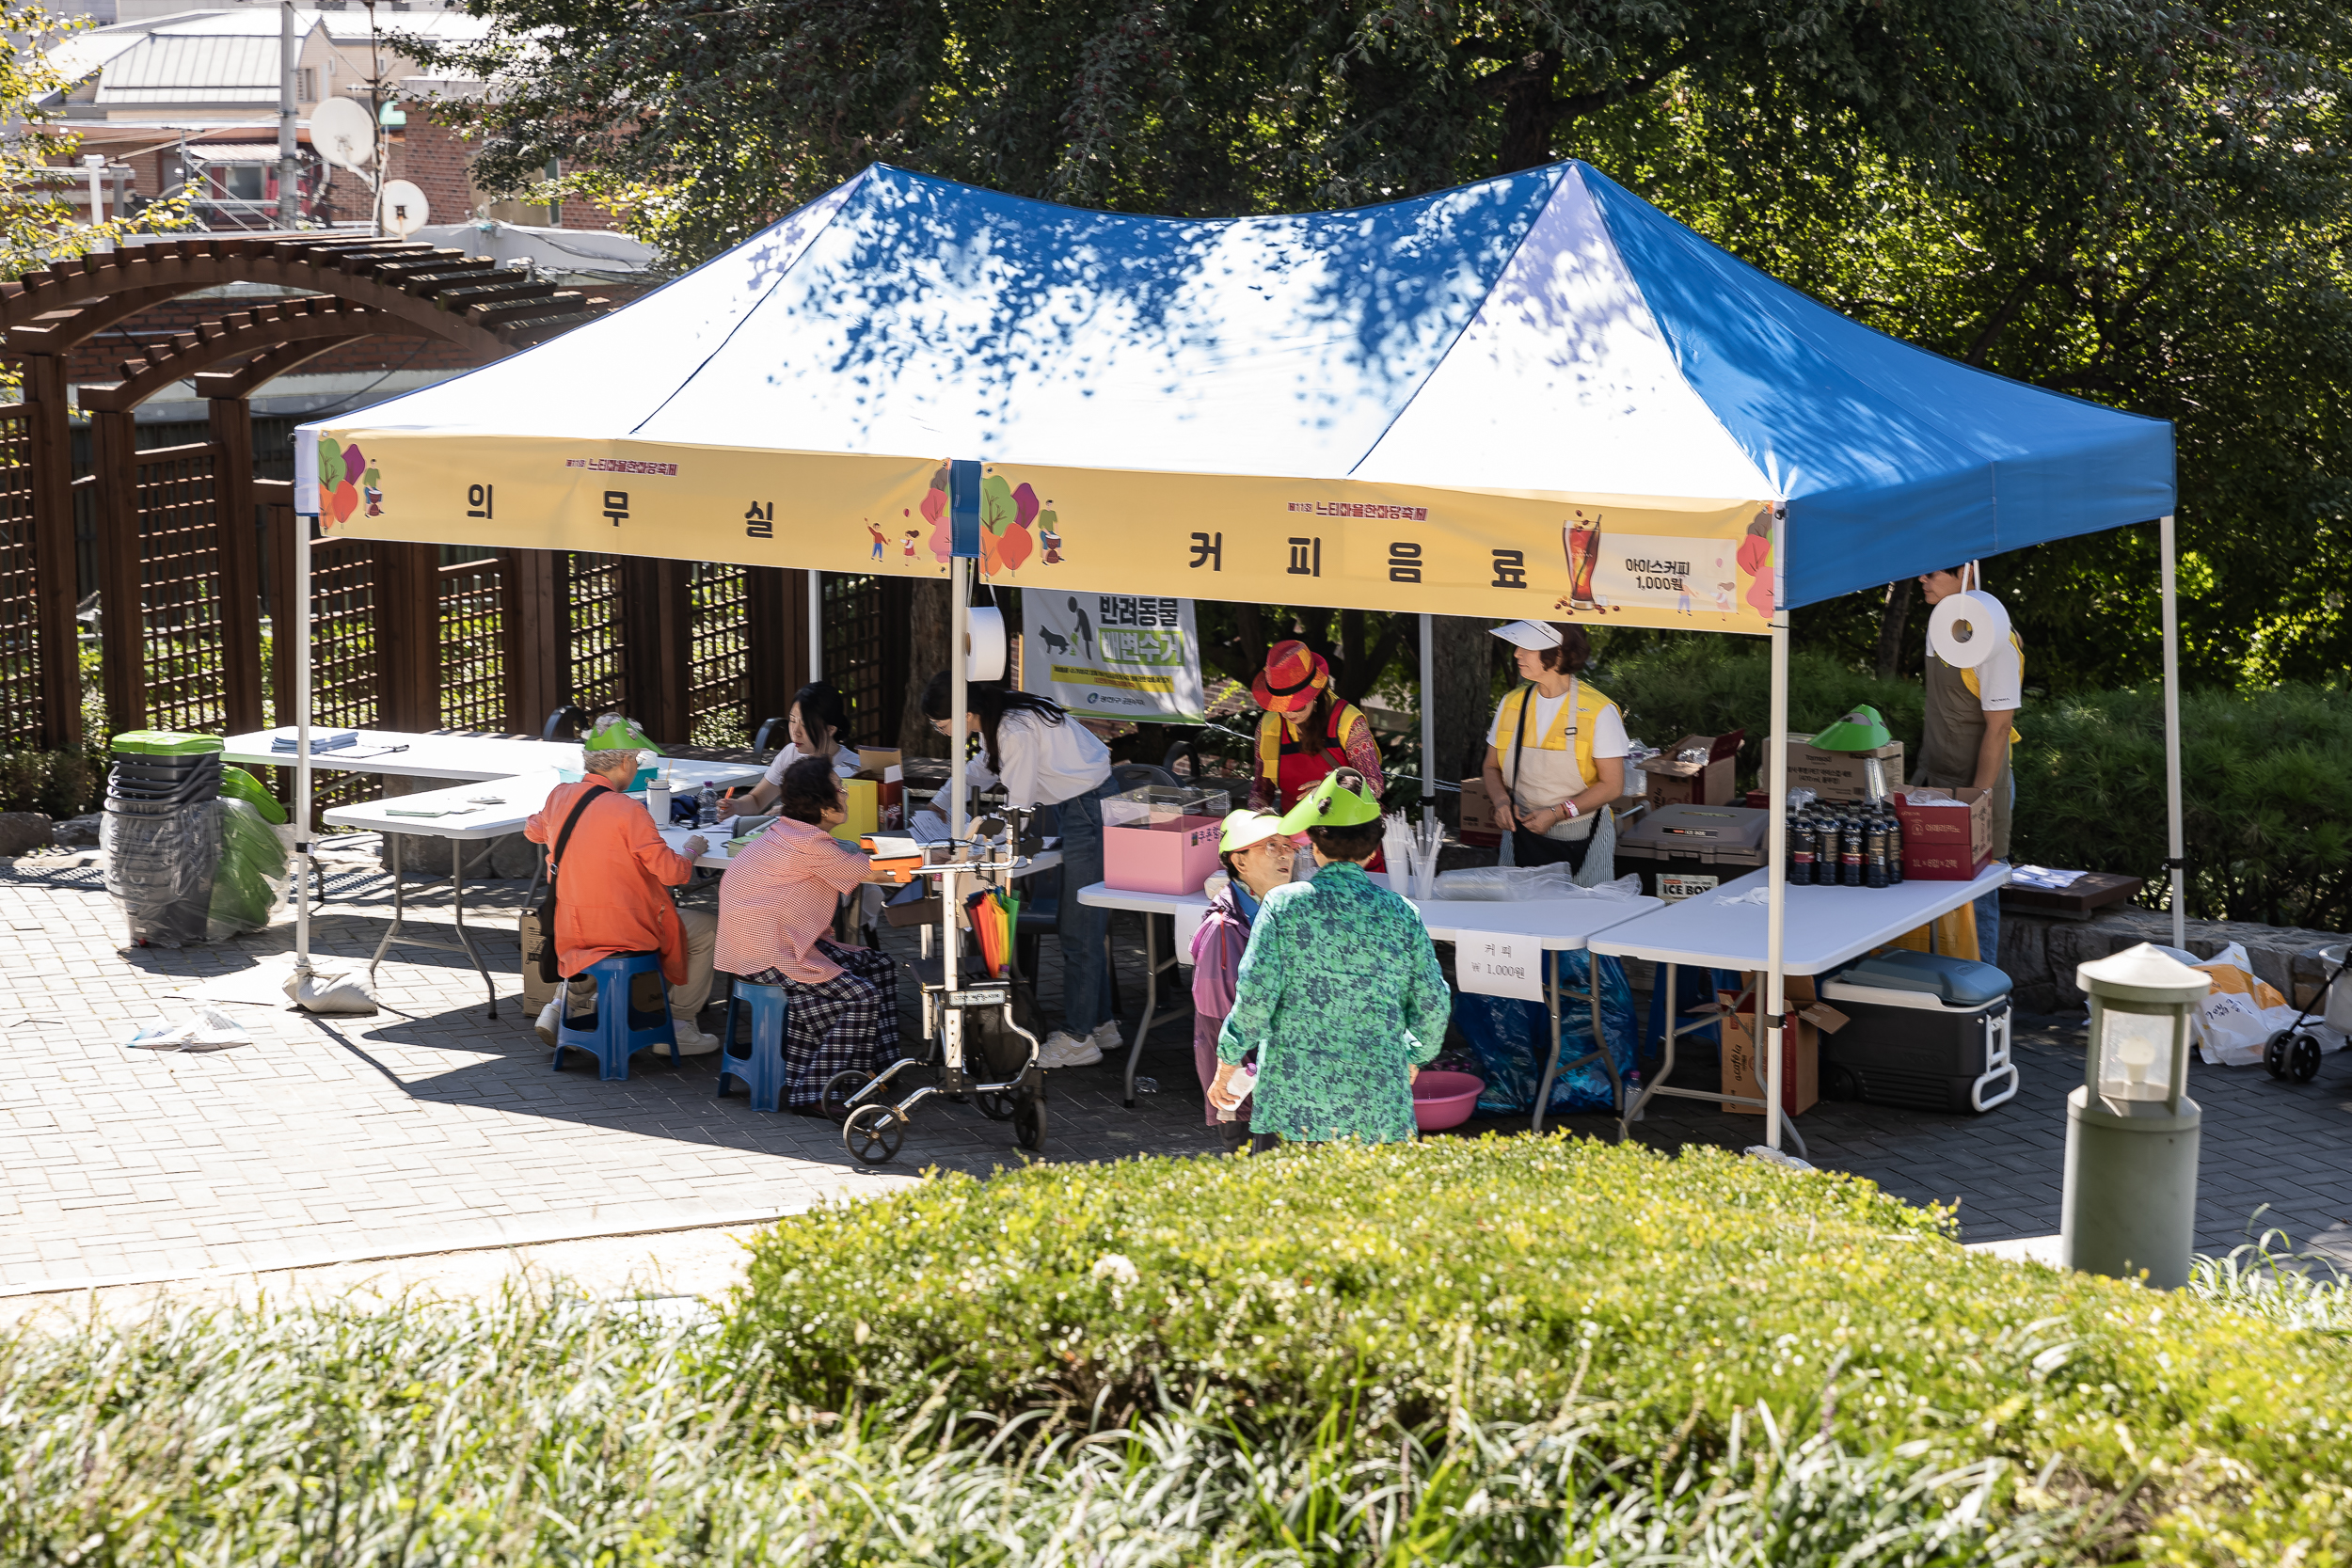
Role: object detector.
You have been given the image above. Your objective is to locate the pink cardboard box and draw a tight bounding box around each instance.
[1104,815,1224,895]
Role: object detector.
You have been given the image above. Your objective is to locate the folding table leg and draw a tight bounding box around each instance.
[448,836,498,1020]
[1122,913,1156,1106]
[1532,957,1564,1134]
[368,832,405,975]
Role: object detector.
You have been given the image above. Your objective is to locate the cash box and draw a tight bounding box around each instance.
[1818,949,2019,1114]
[1615,804,1770,902]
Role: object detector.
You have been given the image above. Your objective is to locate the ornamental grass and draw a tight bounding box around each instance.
[1,1137,2345,1564]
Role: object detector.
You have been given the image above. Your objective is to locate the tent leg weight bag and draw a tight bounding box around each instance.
[1819,950,2019,1115]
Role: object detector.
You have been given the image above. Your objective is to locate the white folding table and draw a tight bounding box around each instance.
[222,727,592,782]
[1076,880,1661,1122]
[318,761,764,1017]
[1589,864,2012,1154]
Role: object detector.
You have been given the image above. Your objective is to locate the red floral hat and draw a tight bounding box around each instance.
[1251,640,1330,715]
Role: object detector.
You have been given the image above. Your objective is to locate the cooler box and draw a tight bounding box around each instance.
[1819,949,2019,1114]
[1615,804,1768,901]
[1104,785,1230,895]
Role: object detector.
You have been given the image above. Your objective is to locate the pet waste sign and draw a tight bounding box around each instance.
[1023,593,1206,723]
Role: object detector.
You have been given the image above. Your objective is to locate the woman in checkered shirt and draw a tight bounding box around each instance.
[714,756,904,1116]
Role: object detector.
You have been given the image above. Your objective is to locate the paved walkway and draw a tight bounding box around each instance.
[2,847,2346,1296]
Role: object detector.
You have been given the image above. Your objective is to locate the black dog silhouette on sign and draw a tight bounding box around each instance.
[1038,628,1072,657]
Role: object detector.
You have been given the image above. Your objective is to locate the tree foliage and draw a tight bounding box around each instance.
[414,0,2352,693]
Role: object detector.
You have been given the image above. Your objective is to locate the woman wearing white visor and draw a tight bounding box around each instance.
[1479,620,1629,874]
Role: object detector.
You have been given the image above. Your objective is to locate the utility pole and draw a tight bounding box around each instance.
[278,0,299,227]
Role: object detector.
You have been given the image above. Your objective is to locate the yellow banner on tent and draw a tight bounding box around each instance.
[312,433,1782,631]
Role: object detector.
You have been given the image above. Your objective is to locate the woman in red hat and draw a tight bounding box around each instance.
[1248,640,1385,814]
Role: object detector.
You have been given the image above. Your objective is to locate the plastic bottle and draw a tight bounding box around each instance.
[1885,809,1905,884]
[1839,816,1865,886]
[1865,814,1889,888]
[697,781,719,827]
[1788,812,1816,885]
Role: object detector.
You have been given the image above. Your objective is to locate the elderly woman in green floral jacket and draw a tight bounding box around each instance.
[1209,770,1450,1146]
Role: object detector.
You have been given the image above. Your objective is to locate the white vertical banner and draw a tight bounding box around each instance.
[1022,590,1206,722]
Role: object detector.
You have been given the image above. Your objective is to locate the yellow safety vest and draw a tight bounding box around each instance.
[1256,699,1368,779]
[1492,679,1614,797]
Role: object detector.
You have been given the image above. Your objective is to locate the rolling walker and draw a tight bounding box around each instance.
[826,814,1047,1163]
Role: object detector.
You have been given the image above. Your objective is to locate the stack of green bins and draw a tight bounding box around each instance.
[102,731,223,946]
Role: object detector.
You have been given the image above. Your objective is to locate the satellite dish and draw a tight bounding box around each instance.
[376,180,429,238]
[310,96,374,171]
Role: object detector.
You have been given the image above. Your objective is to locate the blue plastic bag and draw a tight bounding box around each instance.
[1452,950,1637,1115]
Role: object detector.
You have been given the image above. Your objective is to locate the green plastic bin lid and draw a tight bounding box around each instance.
[220,765,290,824]
[112,730,224,756]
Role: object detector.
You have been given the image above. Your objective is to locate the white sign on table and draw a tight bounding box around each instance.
[1456,930,1545,1001]
[1172,901,1210,962]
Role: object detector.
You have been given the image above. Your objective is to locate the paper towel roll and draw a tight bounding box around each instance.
[1928,589,2010,669]
[966,606,1008,681]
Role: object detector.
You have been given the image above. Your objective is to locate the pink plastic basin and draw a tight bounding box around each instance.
[1412,1070,1486,1132]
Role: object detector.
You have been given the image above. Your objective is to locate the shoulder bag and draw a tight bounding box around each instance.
[531,785,607,984]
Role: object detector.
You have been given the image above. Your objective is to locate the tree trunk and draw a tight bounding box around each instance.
[1875,579,1915,681]
[1428,616,1491,824]
[898,577,952,757]
[1494,50,1565,174]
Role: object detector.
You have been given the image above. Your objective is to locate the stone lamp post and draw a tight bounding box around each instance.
[2062,942,2210,1288]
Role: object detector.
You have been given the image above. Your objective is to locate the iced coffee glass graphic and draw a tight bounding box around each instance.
[1563,517,1600,610]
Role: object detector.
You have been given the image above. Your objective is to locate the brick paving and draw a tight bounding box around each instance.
[2,847,2347,1295]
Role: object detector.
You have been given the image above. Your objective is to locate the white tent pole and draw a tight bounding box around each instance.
[949,558,969,843]
[1419,611,1435,828]
[1764,610,1790,1151]
[807,570,823,681]
[2159,513,2185,947]
[293,514,315,977]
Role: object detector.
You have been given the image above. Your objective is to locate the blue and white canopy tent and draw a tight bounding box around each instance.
[295,161,2179,1148]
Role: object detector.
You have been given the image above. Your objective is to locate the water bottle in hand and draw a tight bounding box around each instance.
[698,782,718,827]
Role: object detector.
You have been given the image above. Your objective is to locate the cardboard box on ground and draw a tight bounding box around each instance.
[1717,974,1852,1117]
[1639,732,1743,808]
[1784,733,1906,803]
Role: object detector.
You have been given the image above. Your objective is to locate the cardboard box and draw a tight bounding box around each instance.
[1639,731,1743,808]
[1894,787,1993,880]
[830,750,907,842]
[1784,733,1906,804]
[1717,989,1821,1117]
[1459,775,1502,847]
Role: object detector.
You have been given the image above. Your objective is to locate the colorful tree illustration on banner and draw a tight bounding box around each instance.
[921,461,951,562]
[1737,506,1777,619]
[317,435,368,525]
[977,471,1041,578]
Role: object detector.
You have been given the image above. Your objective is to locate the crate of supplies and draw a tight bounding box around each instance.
[1783,732,1906,803]
[1892,788,1992,880]
[1637,731,1743,807]
[1615,804,1768,901]
[1104,785,1231,895]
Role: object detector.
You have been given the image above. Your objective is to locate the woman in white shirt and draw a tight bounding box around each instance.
[920,672,1117,1069]
[1478,621,1629,874]
[723,681,861,817]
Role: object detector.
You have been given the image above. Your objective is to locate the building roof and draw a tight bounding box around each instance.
[38,8,496,110]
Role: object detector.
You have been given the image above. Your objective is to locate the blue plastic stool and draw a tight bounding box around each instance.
[717,981,790,1113]
[551,953,678,1081]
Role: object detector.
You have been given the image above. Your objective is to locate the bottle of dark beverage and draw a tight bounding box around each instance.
[1885,809,1905,884]
[1865,814,1889,888]
[1840,815,1865,886]
[1788,812,1815,885]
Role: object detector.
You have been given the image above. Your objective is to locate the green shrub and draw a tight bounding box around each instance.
[0,1281,2069,1566]
[0,747,104,818]
[1596,639,2352,928]
[735,1139,2352,1562]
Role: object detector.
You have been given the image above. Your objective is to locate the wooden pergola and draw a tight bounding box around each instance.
[0,230,621,752]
